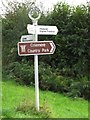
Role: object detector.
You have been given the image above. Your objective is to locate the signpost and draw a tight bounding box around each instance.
[18,41,56,56]
[29,3,41,111]
[27,24,58,35]
[17,2,58,112]
[20,35,33,42]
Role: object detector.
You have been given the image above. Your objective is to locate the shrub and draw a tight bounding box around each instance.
[39,62,71,93]
[3,61,89,100]
[39,63,90,100]
[4,61,34,85]
[67,76,90,100]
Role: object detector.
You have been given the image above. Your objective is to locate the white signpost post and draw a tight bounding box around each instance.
[18,2,58,112]
[28,4,41,111]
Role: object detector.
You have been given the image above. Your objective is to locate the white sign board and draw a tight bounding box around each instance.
[27,24,58,35]
[37,25,58,35]
[27,25,35,34]
[20,35,33,42]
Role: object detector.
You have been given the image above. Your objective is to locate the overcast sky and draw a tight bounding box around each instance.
[0,0,88,15]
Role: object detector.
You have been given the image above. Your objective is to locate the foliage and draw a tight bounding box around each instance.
[67,76,90,100]
[2,2,31,66]
[4,60,34,85]
[43,3,90,78]
[39,63,90,100]
[4,61,90,100]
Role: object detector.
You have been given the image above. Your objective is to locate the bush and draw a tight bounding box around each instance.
[39,63,90,100]
[4,61,70,93]
[39,62,72,93]
[67,76,90,100]
[4,60,34,85]
[3,61,89,100]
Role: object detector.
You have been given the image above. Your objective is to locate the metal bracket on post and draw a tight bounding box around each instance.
[28,4,41,111]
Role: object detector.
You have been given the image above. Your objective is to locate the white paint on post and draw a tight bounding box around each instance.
[34,54,39,111]
[33,20,39,111]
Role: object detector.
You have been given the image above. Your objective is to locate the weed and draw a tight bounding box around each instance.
[39,101,51,118]
[16,98,33,114]
[16,98,51,118]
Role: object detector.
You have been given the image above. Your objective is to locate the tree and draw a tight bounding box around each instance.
[40,2,90,78]
[2,2,31,65]
[2,2,90,77]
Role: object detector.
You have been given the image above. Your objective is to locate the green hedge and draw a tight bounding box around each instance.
[3,61,90,100]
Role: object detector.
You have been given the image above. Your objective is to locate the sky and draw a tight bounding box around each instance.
[0,0,89,15]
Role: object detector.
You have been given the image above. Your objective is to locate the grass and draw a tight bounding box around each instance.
[2,79,88,118]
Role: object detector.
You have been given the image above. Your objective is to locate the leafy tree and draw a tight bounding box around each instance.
[39,3,90,78]
[2,2,31,65]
